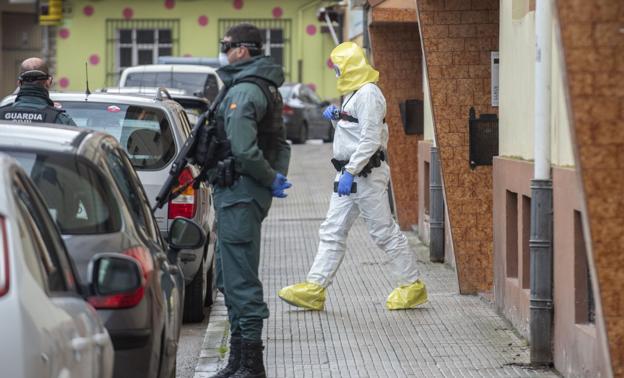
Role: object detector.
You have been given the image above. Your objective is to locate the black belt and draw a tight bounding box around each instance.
[330,149,385,178]
[338,112,385,124]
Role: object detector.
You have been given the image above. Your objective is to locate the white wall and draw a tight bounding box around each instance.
[423,58,435,143]
[498,0,574,167]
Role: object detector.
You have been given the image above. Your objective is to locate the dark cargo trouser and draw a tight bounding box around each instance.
[214,194,269,341]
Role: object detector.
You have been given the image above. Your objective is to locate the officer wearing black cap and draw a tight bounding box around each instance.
[0,57,75,125]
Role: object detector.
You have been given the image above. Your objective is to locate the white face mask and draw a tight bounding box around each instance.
[218,52,230,67]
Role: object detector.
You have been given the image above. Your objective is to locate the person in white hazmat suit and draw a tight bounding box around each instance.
[278,42,428,311]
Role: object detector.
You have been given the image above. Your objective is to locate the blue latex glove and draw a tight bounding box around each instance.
[337,172,354,196]
[322,105,339,121]
[271,173,292,198]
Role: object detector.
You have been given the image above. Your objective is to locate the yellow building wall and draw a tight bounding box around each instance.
[498,0,574,167]
[55,0,339,99]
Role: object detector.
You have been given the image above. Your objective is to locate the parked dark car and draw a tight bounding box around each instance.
[0,123,206,378]
[279,83,334,144]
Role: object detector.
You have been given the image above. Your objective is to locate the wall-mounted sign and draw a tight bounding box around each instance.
[491,51,499,107]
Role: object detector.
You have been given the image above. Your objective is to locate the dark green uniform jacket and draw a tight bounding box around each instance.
[213,56,291,341]
[215,55,291,210]
[7,84,76,126]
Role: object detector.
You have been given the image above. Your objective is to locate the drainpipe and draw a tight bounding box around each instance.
[530,0,554,365]
[429,144,445,262]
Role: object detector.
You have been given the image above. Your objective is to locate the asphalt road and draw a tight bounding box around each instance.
[176,315,210,378]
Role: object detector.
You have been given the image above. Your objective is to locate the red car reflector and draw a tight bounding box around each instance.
[88,286,145,309]
[168,168,196,219]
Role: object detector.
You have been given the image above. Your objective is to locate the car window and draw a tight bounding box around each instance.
[299,85,319,104]
[103,144,157,239]
[13,177,69,293]
[7,150,122,235]
[125,71,212,97]
[203,74,220,102]
[58,101,176,170]
[15,209,47,290]
[279,86,294,100]
[16,172,78,292]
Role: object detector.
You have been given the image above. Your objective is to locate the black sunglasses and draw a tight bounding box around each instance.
[220,40,262,54]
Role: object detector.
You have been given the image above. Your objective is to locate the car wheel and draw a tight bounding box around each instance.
[204,254,217,307]
[292,123,308,144]
[183,260,205,323]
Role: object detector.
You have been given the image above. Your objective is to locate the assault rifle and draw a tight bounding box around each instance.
[152,87,229,212]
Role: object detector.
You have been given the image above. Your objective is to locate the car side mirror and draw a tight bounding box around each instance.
[168,217,206,250]
[87,254,143,308]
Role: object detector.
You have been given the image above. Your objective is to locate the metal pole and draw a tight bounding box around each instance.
[530,0,553,365]
[429,146,445,262]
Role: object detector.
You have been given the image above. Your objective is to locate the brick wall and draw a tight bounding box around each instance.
[416,0,499,293]
[369,22,423,230]
[557,0,624,375]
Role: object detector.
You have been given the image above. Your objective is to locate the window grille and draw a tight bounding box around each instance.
[218,19,292,81]
[106,19,180,86]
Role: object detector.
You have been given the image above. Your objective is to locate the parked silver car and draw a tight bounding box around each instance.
[0,153,115,378]
[0,123,206,378]
[1,92,217,323]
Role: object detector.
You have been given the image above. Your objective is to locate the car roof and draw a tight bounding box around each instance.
[122,64,219,74]
[0,122,89,154]
[98,87,208,102]
[51,91,172,106]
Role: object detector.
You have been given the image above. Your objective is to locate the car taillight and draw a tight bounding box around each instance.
[283,104,295,116]
[168,167,196,219]
[0,217,10,298]
[88,246,152,310]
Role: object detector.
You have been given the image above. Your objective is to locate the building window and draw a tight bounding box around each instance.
[218,19,292,81]
[521,195,531,289]
[574,210,595,324]
[506,190,518,279]
[106,19,180,86]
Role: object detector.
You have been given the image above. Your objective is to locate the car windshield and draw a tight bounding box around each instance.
[124,72,216,97]
[58,101,176,170]
[6,150,121,235]
[279,85,294,100]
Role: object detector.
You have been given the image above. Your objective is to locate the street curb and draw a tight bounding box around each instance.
[193,294,229,378]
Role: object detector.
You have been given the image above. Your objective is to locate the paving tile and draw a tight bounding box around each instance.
[196,144,558,378]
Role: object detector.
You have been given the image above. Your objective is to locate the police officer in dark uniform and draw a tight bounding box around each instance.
[210,23,291,378]
[0,57,75,125]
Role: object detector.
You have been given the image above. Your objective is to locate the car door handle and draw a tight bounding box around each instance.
[71,336,92,352]
[93,332,109,347]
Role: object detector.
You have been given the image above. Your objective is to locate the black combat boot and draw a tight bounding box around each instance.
[230,339,266,378]
[211,336,242,378]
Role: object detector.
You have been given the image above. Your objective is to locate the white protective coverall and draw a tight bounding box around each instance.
[279,42,426,311]
[306,83,420,288]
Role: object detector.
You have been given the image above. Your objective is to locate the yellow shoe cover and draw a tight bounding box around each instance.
[386,280,428,310]
[278,282,326,310]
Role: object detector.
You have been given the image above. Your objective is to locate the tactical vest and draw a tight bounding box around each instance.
[0,104,64,124]
[216,76,284,165]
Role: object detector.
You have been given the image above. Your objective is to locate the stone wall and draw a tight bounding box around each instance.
[416,0,499,293]
[369,19,423,230]
[556,0,624,375]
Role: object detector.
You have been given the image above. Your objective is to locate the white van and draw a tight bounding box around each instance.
[119,64,224,102]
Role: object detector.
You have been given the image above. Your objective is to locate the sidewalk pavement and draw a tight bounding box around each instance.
[194,143,558,378]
